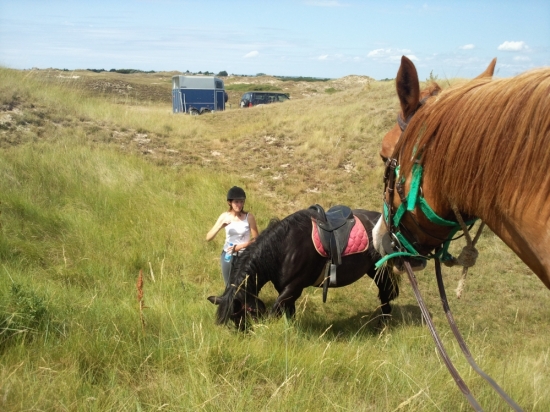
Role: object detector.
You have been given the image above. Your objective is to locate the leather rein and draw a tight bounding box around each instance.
[380,107,523,412]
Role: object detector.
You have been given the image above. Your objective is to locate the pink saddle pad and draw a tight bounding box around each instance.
[311,216,369,257]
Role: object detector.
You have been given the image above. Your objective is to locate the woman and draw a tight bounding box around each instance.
[206,186,259,287]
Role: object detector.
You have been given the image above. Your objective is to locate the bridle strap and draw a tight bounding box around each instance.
[378,161,474,268]
[397,96,431,132]
[383,158,398,234]
[397,111,412,131]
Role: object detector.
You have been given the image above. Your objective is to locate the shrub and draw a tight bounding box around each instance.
[0,283,49,348]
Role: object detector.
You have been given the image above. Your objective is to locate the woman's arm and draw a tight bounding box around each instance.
[206,213,231,241]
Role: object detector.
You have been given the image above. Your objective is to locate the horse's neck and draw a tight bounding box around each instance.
[424,168,550,289]
[480,206,550,290]
[235,271,268,296]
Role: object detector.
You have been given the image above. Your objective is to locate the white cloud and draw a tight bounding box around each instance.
[497,41,528,51]
[367,48,387,58]
[318,54,329,60]
[305,1,348,6]
[459,44,475,50]
[244,51,259,58]
[367,48,414,61]
[514,56,530,61]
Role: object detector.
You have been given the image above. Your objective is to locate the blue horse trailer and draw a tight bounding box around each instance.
[172,75,226,115]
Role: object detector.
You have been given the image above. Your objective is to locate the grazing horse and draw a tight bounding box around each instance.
[372,56,550,289]
[208,208,398,330]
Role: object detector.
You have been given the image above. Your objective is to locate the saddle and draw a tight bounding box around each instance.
[309,204,356,302]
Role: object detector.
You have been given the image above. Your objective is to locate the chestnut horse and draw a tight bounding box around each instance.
[371,56,549,410]
[373,56,550,289]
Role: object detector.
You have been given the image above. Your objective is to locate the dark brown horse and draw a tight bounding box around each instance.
[373,56,550,289]
[208,208,398,330]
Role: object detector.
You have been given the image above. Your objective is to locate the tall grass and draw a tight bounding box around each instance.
[0,67,549,411]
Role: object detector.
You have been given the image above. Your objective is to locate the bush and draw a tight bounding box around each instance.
[0,283,49,348]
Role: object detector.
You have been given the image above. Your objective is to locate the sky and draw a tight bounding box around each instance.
[0,0,549,80]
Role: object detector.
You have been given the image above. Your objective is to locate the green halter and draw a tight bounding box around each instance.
[375,163,477,269]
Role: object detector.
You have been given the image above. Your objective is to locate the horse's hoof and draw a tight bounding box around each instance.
[376,314,392,330]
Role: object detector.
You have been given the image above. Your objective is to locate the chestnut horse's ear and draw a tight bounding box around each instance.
[207,296,222,305]
[396,56,420,119]
[474,57,497,79]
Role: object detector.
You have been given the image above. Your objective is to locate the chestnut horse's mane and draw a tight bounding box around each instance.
[395,68,550,220]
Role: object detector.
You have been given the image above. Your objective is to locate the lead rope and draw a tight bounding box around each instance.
[405,256,524,411]
[403,261,483,411]
[450,204,486,298]
[434,257,524,411]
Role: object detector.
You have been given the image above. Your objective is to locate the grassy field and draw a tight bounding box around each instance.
[0,67,549,411]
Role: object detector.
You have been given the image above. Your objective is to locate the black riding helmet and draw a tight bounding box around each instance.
[227,186,246,200]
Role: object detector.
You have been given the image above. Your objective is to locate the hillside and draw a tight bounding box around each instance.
[0,67,549,411]
[26,68,374,109]
[4,68,393,214]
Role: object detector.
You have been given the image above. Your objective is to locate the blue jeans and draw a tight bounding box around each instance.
[220,250,232,287]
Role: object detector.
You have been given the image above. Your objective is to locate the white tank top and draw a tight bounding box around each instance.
[224,213,250,252]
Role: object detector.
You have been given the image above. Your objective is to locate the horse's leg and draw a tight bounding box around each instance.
[270,221,324,320]
[272,288,300,319]
[271,266,306,319]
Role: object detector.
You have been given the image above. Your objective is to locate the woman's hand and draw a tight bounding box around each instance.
[221,213,232,227]
[206,213,233,241]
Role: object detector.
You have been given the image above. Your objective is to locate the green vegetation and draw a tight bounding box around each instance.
[324,87,340,94]
[225,83,283,92]
[425,70,440,83]
[0,67,548,411]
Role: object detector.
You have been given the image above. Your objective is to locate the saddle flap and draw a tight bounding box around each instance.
[329,219,355,265]
[318,205,353,231]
